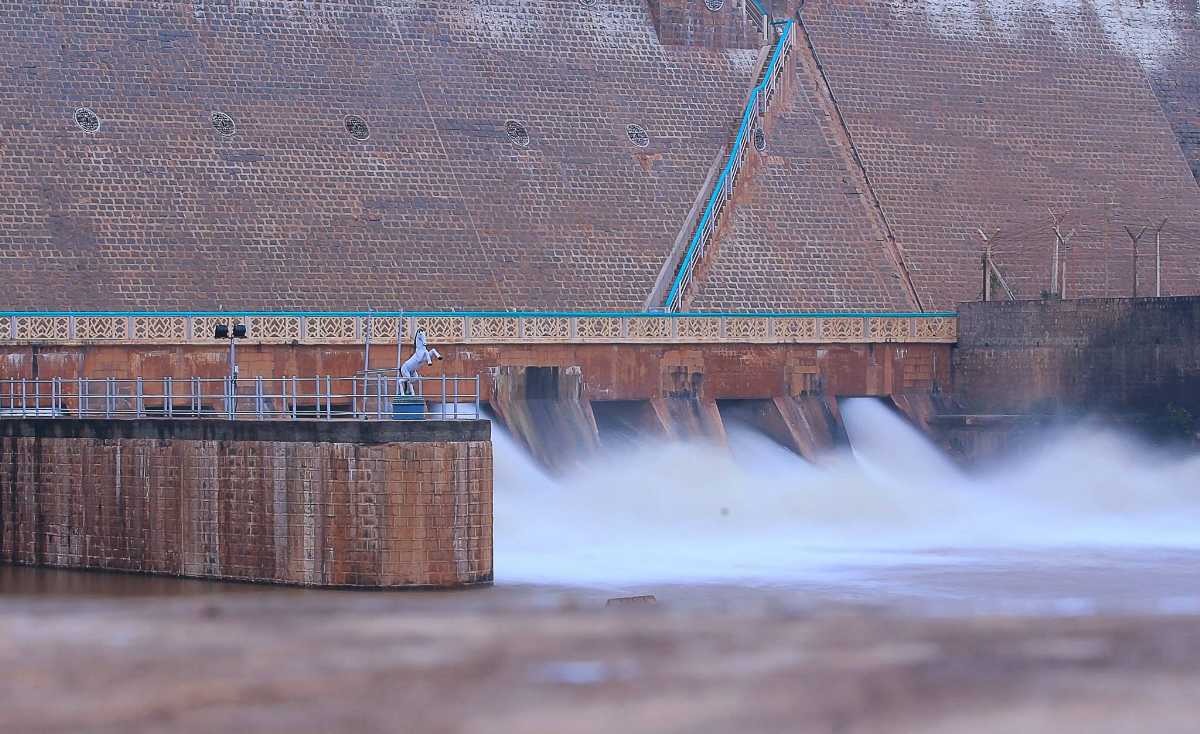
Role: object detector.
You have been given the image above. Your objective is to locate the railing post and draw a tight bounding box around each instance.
[377,374,384,420]
[191,377,200,416]
[135,377,144,417]
[325,375,332,419]
[475,375,481,419]
[440,373,447,420]
[255,375,264,420]
[78,377,86,417]
[453,376,459,420]
[291,376,298,420]
[20,379,27,417]
[104,378,112,419]
[165,377,173,418]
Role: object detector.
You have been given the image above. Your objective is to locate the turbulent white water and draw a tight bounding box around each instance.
[494,399,1200,591]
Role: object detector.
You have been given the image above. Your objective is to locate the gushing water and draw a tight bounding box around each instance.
[494,399,1200,599]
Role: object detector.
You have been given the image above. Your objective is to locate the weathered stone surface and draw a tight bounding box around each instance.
[2,1,1198,312]
[0,0,756,311]
[799,1,1200,310]
[0,342,954,403]
[0,420,493,587]
[953,296,1200,418]
[723,395,844,462]
[490,366,600,472]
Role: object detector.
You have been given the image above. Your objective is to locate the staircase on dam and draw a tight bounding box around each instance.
[649,14,796,312]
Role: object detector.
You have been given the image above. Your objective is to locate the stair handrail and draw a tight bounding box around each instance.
[663,19,795,311]
[746,0,768,29]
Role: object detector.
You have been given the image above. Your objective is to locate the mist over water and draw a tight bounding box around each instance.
[494,399,1200,603]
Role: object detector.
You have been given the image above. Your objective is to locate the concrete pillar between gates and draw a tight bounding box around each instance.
[723,396,846,463]
[489,366,600,473]
[649,398,728,446]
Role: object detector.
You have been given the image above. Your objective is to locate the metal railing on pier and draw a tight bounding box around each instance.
[0,374,481,421]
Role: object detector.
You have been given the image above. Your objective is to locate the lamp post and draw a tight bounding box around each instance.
[214,322,247,417]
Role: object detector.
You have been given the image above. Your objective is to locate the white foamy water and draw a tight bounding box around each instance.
[494,399,1200,595]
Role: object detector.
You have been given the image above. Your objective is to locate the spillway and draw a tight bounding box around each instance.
[493,398,1200,611]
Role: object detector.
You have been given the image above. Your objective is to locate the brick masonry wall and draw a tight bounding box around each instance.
[0,0,755,311]
[688,52,915,311]
[0,419,493,587]
[0,342,954,402]
[648,0,762,49]
[801,1,1200,310]
[4,1,1196,314]
[1137,0,1200,183]
[953,296,1200,416]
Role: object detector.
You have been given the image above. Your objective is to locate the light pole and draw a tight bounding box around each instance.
[214,322,247,417]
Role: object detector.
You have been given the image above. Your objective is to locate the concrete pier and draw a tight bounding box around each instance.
[0,418,492,588]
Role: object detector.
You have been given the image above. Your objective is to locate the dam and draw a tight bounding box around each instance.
[3,1,1200,730]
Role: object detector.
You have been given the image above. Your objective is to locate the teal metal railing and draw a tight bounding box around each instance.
[663,19,795,311]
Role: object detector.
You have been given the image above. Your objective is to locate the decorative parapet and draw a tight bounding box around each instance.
[0,312,957,345]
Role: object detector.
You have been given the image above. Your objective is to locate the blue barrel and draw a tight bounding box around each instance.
[391,396,426,420]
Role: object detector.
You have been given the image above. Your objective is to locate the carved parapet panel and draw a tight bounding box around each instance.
[304,316,356,342]
[191,316,246,343]
[14,316,70,341]
[772,317,819,343]
[0,313,958,345]
[575,317,622,342]
[247,316,301,342]
[412,316,465,343]
[467,317,517,342]
[626,317,672,341]
[366,317,402,342]
[522,317,570,341]
[820,317,866,342]
[867,317,911,342]
[724,317,770,342]
[132,316,187,342]
[913,317,957,342]
[74,316,128,340]
[675,317,722,341]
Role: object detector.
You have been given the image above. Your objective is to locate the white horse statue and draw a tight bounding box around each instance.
[399,327,442,396]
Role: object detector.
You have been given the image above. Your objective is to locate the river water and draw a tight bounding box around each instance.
[5,399,1200,617]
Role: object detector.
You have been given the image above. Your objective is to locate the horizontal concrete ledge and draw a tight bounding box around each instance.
[0,418,490,444]
[0,313,958,345]
[0,561,494,590]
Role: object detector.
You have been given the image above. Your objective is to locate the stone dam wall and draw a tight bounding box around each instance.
[952,296,1200,420]
[0,419,493,588]
[3,0,1199,312]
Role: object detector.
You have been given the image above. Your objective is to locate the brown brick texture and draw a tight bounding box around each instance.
[800,1,1200,310]
[0,432,493,587]
[0,0,754,310]
[953,296,1200,416]
[3,1,1198,313]
[1143,0,1200,184]
[689,53,915,311]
